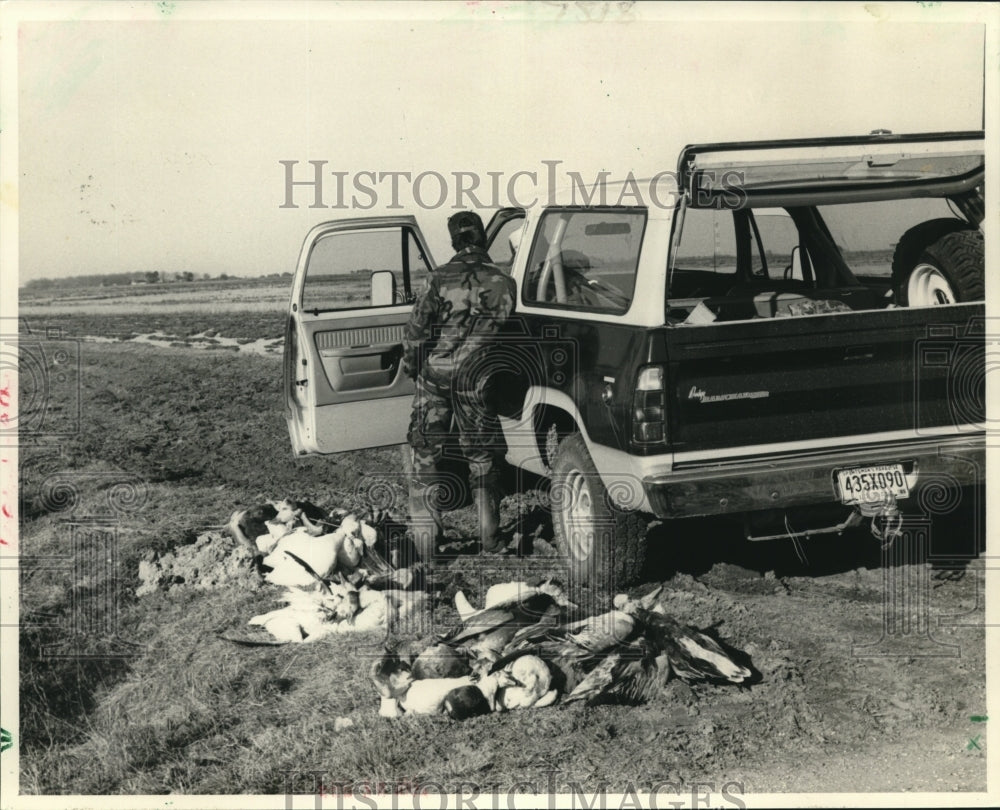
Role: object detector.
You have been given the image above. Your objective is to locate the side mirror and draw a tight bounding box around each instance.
[370,270,397,306]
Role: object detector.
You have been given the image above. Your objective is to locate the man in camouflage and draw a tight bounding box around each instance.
[402,211,517,560]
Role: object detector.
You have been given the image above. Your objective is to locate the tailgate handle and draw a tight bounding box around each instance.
[844,345,875,361]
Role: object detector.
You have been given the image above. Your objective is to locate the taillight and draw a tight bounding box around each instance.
[632,364,665,443]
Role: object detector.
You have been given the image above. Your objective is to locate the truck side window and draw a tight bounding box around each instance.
[669,209,739,298]
[747,208,805,281]
[522,209,645,314]
[488,215,526,273]
[302,227,429,311]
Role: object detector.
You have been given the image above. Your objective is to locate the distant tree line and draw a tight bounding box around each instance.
[21,270,293,290]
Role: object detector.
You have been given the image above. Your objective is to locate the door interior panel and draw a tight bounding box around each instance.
[300,310,414,405]
[320,344,404,392]
[314,323,407,391]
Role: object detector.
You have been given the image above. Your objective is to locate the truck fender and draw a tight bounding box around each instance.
[500,386,652,513]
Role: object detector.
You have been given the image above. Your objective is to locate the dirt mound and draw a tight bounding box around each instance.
[137,531,259,596]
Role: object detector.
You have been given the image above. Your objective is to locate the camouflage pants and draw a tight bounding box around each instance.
[406,375,504,493]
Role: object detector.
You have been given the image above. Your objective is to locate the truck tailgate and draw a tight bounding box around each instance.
[665,303,984,459]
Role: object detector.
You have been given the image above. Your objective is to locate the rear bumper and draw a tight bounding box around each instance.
[643,434,985,519]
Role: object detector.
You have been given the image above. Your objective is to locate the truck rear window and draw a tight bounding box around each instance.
[668,195,980,323]
[522,209,646,315]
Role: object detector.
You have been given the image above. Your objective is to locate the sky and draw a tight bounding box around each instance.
[6,1,995,282]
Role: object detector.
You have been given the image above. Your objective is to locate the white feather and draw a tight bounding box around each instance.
[484,581,536,609]
[360,521,378,547]
[379,697,403,718]
[255,533,278,554]
[262,527,338,587]
[500,655,552,709]
[399,677,474,714]
[454,591,477,623]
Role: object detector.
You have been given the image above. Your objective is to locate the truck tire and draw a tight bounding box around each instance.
[892,221,983,306]
[550,433,647,592]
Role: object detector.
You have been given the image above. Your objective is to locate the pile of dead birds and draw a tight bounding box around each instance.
[370,581,753,720]
[143,498,755,713]
[222,499,426,643]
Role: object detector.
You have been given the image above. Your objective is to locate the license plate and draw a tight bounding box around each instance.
[836,464,909,505]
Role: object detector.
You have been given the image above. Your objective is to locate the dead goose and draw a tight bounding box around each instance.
[442,684,492,720]
[442,669,517,719]
[637,606,751,685]
[454,579,573,623]
[494,586,664,694]
[248,582,358,643]
[227,503,277,552]
[400,671,516,716]
[561,638,670,706]
[442,582,576,664]
[495,654,559,710]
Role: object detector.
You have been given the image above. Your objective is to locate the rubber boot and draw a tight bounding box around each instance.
[475,483,504,553]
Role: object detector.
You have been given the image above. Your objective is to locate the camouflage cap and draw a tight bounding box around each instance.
[447,211,486,248]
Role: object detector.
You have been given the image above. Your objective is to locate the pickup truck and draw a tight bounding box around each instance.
[284,131,986,590]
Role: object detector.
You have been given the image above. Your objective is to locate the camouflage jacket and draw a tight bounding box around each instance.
[402,246,516,391]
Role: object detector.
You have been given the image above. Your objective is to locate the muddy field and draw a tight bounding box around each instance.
[15,307,989,799]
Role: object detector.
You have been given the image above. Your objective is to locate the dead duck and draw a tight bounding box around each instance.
[371,647,468,716]
[559,605,750,703]
[637,605,751,685]
[442,669,517,720]
[442,685,491,720]
[561,637,670,706]
[443,581,576,664]
[495,654,559,710]
[396,671,516,717]
[412,642,472,680]
[370,647,414,717]
[495,587,664,694]
[525,588,660,653]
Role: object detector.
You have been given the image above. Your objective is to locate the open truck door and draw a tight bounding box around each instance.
[284,216,435,454]
[285,210,525,456]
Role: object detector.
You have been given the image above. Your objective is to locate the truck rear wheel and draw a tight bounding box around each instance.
[550,433,647,593]
[892,224,983,307]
